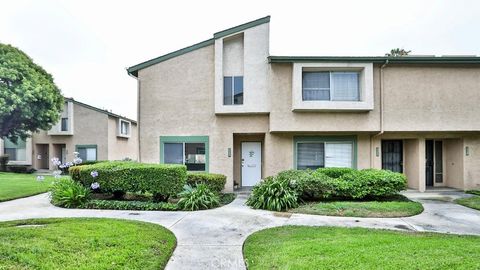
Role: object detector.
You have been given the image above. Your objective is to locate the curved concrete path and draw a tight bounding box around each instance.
[0,190,479,269]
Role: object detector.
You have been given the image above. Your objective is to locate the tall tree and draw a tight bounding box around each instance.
[0,43,63,142]
[385,48,411,57]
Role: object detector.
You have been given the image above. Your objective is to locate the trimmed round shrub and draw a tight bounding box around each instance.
[337,169,407,199]
[69,161,187,200]
[50,177,90,208]
[177,184,220,211]
[315,167,355,179]
[246,177,298,211]
[187,173,226,193]
[277,169,336,200]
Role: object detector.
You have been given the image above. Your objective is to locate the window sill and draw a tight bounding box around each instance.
[292,100,373,112]
[117,134,131,139]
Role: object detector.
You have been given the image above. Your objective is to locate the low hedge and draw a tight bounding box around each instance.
[248,168,408,210]
[336,169,407,199]
[187,173,226,193]
[82,200,178,211]
[69,161,187,200]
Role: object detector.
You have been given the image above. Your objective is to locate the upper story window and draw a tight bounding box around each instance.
[302,72,359,101]
[292,63,373,112]
[223,76,243,105]
[118,119,131,137]
[3,138,27,161]
[61,117,68,131]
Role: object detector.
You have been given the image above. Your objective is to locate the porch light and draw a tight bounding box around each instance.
[466,146,470,156]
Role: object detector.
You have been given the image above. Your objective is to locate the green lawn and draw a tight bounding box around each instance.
[0,172,54,202]
[289,197,423,218]
[456,195,480,210]
[244,226,480,270]
[0,218,176,269]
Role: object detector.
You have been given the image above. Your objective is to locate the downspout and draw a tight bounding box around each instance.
[370,59,389,167]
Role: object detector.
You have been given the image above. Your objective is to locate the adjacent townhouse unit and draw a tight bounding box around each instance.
[0,98,138,170]
[127,16,480,192]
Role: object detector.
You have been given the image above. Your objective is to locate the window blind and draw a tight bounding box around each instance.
[325,143,353,168]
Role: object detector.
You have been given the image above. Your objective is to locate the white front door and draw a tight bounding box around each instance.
[241,142,262,186]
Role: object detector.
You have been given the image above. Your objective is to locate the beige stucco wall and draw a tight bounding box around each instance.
[107,116,138,161]
[383,66,480,132]
[464,136,480,189]
[29,102,138,170]
[269,64,381,132]
[214,22,270,114]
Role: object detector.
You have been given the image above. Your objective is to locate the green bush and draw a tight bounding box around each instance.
[50,177,90,208]
[0,155,8,172]
[466,190,480,196]
[276,169,336,200]
[177,184,220,211]
[337,169,407,199]
[187,173,226,193]
[7,165,35,174]
[315,167,355,179]
[70,161,187,200]
[246,177,298,211]
[83,200,178,211]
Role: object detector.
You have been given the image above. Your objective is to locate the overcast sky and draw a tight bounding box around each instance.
[1,0,479,120]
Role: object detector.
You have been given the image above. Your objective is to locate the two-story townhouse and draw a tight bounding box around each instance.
[0,97,138,170]
[127,16,480,192]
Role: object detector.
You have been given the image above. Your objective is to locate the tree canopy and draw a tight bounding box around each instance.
[0,43,64,142]
[385,48,411,57]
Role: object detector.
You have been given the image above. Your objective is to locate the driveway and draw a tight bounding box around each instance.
[0,190,478,270]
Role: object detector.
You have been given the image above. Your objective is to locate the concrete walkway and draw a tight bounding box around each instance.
[0,190,479,269]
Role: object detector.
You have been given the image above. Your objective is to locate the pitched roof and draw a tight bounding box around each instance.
[127,16,271,77]
[64,97,137,124]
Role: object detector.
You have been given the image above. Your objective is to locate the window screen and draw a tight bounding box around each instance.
[325,143,353,168]
[302,72,330,100]
[61,118,68,131]
[331,72,359,101]
[297,143,325,170]
[164,143,183,164]
[78,147,97,161]
[223,76,243,105]
[302,71,359,101]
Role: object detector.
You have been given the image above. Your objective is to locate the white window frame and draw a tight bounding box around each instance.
[117,119,131,138]
[292,62,373,111]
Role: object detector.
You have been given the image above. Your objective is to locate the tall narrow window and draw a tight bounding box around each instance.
[302,71,359,101]
[223,76,243,105]
[61,118,68,131]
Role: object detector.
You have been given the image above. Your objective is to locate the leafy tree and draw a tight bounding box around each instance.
[0,43,63,142]
[385,48,411,57]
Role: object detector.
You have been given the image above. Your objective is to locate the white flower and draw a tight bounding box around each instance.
[91,182,100,190]
[90,171,98,178]
[52,170,62,178]
[36,175,45,181]
[51,157,61,166]
[73,157,82,165]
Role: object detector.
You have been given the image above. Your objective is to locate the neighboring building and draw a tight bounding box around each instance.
[127,16,480,192]
[0,98,138,170]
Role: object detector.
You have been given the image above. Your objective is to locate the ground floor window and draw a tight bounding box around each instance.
[294,136,356,170]
[160,136,209,172]
[76,145,97,161]
[3,138,27,161]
